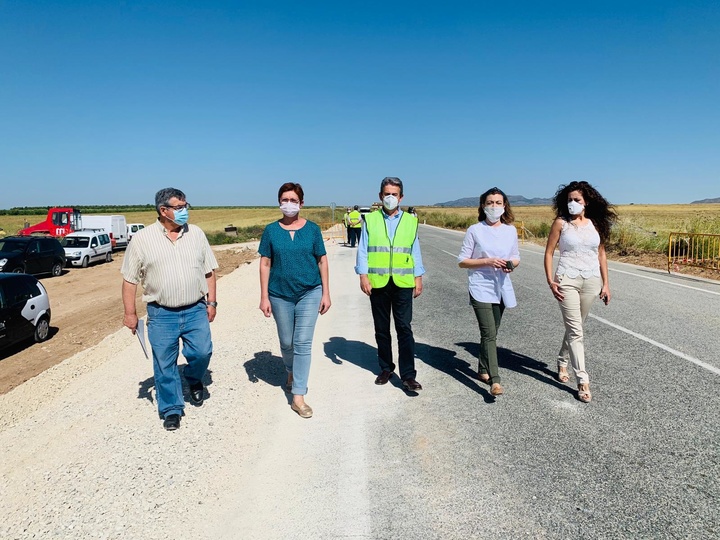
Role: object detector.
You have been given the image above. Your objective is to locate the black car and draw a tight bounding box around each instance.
[0,273,52,350]
[0,236,66,276]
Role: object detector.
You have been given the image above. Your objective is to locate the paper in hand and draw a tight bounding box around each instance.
[136,319,149,359]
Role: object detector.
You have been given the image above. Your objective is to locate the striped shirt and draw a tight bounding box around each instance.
[121,220,218,308]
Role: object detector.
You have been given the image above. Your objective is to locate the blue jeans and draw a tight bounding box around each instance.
[147,301,213,418]
[269,285,322,396]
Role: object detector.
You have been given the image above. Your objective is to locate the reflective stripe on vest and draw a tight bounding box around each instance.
[365,210,418,288]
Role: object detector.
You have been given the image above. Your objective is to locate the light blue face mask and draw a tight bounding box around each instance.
[172,207,189,226]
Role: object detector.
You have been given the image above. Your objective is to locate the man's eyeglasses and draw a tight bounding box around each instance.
[280,199,300,205]
[164,203,191,211]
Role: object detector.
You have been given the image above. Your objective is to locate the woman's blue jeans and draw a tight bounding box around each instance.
[147,301,212,418]
[269,285,322,396]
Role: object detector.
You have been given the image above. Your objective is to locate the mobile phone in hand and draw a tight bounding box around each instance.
[505,260,514,270]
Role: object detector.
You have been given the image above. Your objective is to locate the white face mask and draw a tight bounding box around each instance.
[567,201,585,215]
[382,195,399,211]
[280,202,300,217]
[484,206,505,223]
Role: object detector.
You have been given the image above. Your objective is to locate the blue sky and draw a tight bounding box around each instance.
[1,1,718,208]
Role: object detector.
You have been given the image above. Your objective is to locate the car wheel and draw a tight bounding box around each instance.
[81,256,89,268]
[51,262,63,277]
[105,252,113,263]
[12,266,24,273]
[34,315,50,343]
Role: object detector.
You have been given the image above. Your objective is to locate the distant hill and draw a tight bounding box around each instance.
[435,195,553,207]
[691,197,720,204]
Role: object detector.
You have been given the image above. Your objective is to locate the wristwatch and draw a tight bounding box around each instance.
[207,301,218,308]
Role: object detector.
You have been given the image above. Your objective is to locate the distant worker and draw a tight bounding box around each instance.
[356,177,425,392]
[347,205,362,247]
[121,187,218,431]
[343,207,352,246]
[407,206,417,217]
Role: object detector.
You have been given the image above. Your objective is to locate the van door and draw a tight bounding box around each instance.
[89,236,100,262]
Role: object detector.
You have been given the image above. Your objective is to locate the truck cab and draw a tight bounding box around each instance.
[18,208,82,238]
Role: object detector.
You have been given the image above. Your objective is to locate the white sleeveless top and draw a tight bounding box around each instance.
[556,219,601,279]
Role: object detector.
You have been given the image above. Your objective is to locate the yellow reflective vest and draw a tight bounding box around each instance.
[348,210,362,228]
[365,210,418,288]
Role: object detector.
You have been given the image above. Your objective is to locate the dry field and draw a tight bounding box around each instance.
[415,203,720,237]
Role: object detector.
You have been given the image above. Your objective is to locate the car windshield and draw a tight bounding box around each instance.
[0,239,28,253]
[62,237,90,248]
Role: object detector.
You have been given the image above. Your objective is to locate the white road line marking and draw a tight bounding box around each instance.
[440,249,457,258]
[590,314,720,376]
[517,247,720,296]
[439,245,720,376]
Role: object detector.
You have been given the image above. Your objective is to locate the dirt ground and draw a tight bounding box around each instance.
[0,246,257,395]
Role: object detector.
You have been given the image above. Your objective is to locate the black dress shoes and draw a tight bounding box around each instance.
[402,378,423,392]
[189,381,204,405]
[163,414,181,431]
[375,370,394,385]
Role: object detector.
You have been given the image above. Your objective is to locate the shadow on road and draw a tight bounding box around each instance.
[137,367,216,406]
[323,336,409,391]
[456,342,575,397]
[244,351,285,387]
[415,341,495,402]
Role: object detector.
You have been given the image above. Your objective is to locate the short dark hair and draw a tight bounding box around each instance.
[277,182,304,203]
[380,177,403,196]
[155,187,186,214]
[353,205,359,210]
[478,187,514,224]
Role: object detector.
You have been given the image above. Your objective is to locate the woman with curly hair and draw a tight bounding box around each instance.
[458,187,520,397]
[544,181,617,403]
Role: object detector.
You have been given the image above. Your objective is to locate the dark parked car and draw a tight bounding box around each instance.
[0,273,52,350]
[0,236,66,276]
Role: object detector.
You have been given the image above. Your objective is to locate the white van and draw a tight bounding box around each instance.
[126,223,145,241]
[80,215,128,249]
[61,231,113,268]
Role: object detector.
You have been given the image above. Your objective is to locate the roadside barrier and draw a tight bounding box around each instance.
[321,222,346,243]
[668,232,720,273]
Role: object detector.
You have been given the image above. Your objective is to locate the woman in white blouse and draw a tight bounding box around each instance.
[544,181,617,403]
[458,187,521,397]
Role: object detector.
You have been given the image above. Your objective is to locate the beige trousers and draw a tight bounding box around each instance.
[556,274,602,385]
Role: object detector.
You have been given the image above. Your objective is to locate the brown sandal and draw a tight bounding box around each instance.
[577,384,592,403]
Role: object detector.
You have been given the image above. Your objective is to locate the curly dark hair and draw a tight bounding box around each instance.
[478,187,514,224]
[552,181,617,243]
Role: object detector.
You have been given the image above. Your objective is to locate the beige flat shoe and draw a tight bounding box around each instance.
[577,384,592,403]
[291,401,313,418]
[490,383,504,396]
[557,364,570,383]
[478,372,490,384]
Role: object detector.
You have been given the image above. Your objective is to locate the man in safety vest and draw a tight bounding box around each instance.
[355,177,425,392]
[347,205,362,247]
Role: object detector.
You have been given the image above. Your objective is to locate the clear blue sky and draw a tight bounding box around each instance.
[1,1,718,208]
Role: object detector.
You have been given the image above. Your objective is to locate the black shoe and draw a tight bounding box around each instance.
[163,414,181,431]
[375,370,394,385]
[189,381,204,405]
[402,378,423,392]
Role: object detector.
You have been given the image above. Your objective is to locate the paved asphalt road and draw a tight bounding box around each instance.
[398,224,720,539]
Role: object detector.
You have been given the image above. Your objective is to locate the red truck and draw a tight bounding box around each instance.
[18,207,83,238]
